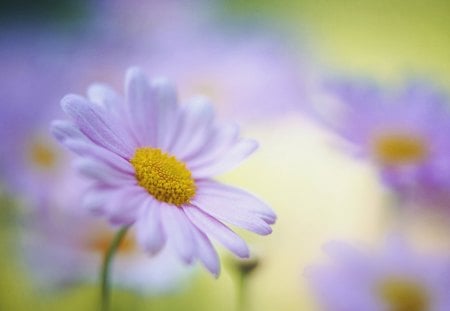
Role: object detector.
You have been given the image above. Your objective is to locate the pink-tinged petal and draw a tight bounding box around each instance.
[160,204,195,264]
[87,83,120,112]
[125,67,157,146]
[151,78,179,149]
[135,200,166,255]
[190,139,258,178]
[189,221,220,276]
[169,98,214,160]
[51,120,86,143]
[184,122,239,164]
[64,139,134,174]
[74,158,136,187]
[192,193,272,235]
[184,205,249,258]
[61,94,134,158]
[196,180,276,225]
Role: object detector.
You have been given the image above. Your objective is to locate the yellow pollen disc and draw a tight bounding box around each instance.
[130,147,196,206]
[377,278,429,311]
[371,132,428,165]
[29,140,58,169]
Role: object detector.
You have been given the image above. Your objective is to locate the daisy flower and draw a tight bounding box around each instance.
[315,80,450,199]
[307,237,450,311]
[51,67,276,276]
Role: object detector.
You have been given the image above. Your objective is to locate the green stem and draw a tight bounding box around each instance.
[100,226,130,311]
[236,271,248,311]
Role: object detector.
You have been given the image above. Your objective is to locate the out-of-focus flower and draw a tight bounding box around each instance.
[144,34,309,122]
[313,81,450,201]
[22,201,193,294]
[0,32,80,206]
[307,237,450,311]
[52,67,276,276]
[80,0,311,123]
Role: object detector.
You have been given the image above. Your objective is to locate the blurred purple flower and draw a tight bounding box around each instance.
[52,67,276,276]
[0,31,82,206]
[145,35,309,122]
[314,80,450,201]
[79,0,310,123]
[22,200,193,293]
[307,237,450,311]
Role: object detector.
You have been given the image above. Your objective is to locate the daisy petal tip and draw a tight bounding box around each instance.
[61,94,86,110]
[126,66,147,84]
[50,120,67,141]
[260,226,273,236]
[238,245,251,259]
[211,267,220,278]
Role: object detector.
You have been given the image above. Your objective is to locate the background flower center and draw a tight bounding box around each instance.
[371,132,428,165]
[28,139,58,170]
[84,229,136,255]
[130,147,196,206]
[377,277,429,311]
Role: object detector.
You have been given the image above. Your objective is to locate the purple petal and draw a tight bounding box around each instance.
[74,158,135,186]
[168,98,214,160]
[107,188,148,225]
[184,205,249,258]
[196,180,276,225]
[160,204,195,264]
[125,67,157,146]
[64,139,134,174]
[189,222,220,276]
[51,120,86,143]
[61,94,134,158]
[183,122,239,164]
[190,139,258,178]
[82,187,111,215]
[192,193,272,235]
[87,83,121,112]
[151,78,179,149]
[135,200,166,255]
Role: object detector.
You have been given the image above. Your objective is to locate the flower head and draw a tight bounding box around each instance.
[315,80,450,198]
[52,67,276,276]
[307,237,450,311]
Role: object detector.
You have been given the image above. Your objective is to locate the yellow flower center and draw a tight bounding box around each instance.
[378,278,429,311]
[130,147,196,206]
[28,139,58,169]
[371,132,428,165]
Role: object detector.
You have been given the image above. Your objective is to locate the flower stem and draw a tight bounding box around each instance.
[100,226,129,311]
[236,271,248,311]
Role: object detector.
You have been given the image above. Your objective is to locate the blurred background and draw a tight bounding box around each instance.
[0,0,449,310]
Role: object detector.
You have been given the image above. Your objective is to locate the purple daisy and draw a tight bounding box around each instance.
[307,237,450,311]
[315,80,450,199]
[51,67,276,276]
